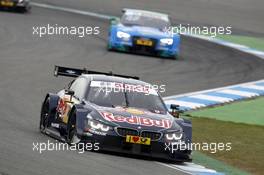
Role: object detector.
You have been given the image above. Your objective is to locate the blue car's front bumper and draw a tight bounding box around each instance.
[108,37,179,58]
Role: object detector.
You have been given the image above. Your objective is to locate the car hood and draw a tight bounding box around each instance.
[91,106,180,131]
[118,24,172,39]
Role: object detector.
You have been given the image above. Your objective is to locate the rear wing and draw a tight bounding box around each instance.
[54,65,140,80]
[122,8,170,17]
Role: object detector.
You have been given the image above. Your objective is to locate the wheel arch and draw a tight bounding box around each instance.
[175,118,192,143]
[43,93,60,114]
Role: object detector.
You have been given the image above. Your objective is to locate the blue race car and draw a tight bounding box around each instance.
[108,9,180,59]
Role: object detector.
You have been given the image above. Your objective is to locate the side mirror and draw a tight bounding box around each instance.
[170,104,183,118]
[170,104,179,110]
[122,9,126,13]
[65,89,74,96]
[109,17,119,25]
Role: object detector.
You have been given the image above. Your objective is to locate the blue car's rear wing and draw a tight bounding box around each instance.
[54,65,140,80]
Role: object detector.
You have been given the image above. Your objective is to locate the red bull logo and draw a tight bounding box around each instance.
[100,112,172,129]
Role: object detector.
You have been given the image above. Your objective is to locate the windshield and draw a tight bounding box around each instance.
[87,81,167,114]
[121,11,170,30]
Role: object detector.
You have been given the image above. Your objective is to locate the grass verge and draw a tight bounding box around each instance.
[215,35,264,52]
[187,97,264,126]
[187,115,264,174]
[192,151,249,175]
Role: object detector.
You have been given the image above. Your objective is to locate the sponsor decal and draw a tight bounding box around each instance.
[114,106,161,115]
[57,98,67,116]
[100,112,172,129]
[66,70,76,74]
[51,123,60,128]
[126,135,151,145]
[88,128,107,136]
[126,108,144,115]
[56,96,76,123]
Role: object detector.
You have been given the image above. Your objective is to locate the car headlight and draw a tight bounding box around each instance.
[165,132,183,140]
[160,38,173,45]
[88,120,111,132]
[117,31,130,40]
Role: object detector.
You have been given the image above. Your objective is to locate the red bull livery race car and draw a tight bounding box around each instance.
[39,66,192,162]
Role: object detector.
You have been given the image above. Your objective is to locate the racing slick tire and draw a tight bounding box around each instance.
[68,127,81,145]
[17,6,30,13]
[107,43,114,51]
[39,97,51,133]
[66,111,81,145]
[170,54,179,60]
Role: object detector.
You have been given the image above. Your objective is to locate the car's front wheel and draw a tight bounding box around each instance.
[68,127,81,145]
[107,42,114,51]
[170,53,179,60]
[16,4,31,13]
[66,113,81,145]
[39,98,50,133]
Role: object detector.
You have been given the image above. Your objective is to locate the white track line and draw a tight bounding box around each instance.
[218,89,258,97]
[242,84,264,91]
[155,162,193,174]
[31,2,114,20]
[164,79,264,100]
[165,100,205,108]
[172,165,217,173]
[190,94,233,102]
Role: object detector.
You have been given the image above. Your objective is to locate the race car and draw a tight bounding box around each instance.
[0,0,31,13]
[40,65,192,162]
[108,9,180,59]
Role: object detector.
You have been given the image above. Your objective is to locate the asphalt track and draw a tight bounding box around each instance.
[34,0,264,36]
[1,1,264,175]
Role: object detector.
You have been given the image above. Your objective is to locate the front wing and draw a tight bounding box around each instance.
[79,129,192,162]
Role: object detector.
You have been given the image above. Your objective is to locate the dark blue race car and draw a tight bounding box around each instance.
[108,9,180,59]
[40,66,192,162]
[0,0,31,12]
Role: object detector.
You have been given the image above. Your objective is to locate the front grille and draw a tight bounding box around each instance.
[141,131,162,141]
[115,127,162,141]
[116,127,138,137]
[132,36,157,53]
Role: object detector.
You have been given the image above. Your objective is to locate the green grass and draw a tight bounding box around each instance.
[192,151,250,175]
[186,97,264,174]
[190,117,264,175]
[215,35,264,52]
[187,97,264,125]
